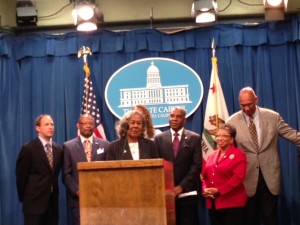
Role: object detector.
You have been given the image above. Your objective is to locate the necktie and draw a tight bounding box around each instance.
[173,133,180,157]
[249,116,259,150]
[45,143,53,169]
[85,139,92,162]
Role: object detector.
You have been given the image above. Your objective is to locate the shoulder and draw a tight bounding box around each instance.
[226,110,243,123]
[139,137,155,145]
[258,107,279,117]
[206,149,219,161]
[64,137,79,146]
[184,129,200,137]
[154,130,170,141]
[230,146,246,158]
[108,138,123,146]
[93,137,110,146]
[52,141,63,151]
[19,138,40,155]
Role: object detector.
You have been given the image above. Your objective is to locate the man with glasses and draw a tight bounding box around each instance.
[226,87,300,225]
[62,114,109,225]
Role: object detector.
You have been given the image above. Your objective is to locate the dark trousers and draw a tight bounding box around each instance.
[176,196,200,225]
[24,194,58,225]
[245,170,279,225]
[70,207,80,225]
[209,205,245,225]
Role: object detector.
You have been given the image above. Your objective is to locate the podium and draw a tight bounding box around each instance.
[78,159,176,225]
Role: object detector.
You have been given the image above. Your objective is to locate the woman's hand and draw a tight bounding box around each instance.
[203,188,219,199]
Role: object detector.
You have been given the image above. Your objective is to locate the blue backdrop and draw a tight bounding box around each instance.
[1,15,300,225]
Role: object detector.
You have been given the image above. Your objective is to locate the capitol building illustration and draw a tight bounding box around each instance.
[119,61,191,107]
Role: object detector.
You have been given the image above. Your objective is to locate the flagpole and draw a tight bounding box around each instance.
[78,46,92,113]
[211,39,219,129]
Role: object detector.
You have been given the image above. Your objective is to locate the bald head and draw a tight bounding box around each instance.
[238,87,258,117]
[239,87,257,100]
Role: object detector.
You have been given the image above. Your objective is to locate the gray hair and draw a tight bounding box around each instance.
[118,110,146,138]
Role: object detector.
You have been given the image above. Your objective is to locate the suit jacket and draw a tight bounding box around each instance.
[16,137,63,215]
[202,145,247,209]
[63,136,109,207]
[154,129,202,196]
[106,137,159,160]
[226,107,300,196]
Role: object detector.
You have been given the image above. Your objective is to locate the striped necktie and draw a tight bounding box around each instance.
[249,116,259,150]
[45,143,53,169]
[85,139,92,162]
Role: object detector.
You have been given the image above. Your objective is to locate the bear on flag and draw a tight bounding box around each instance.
[201,40,228,161]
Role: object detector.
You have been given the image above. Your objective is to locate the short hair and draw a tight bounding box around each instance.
[78,113,94,123]
[170,106,186,117]
[118,110,146,138]
[218,124,237,139]
[35,114,52,126]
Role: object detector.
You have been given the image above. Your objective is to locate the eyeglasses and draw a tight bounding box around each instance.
[215,134,231,139]
[240,103,255,108]
[79,122,94,126]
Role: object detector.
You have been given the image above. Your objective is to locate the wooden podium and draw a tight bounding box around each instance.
[78,159,176,225]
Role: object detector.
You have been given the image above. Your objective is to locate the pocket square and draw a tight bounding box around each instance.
[97,148,104,154]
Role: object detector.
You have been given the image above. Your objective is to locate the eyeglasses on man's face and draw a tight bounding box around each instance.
[215,134,231,139]
[240,102,255,108]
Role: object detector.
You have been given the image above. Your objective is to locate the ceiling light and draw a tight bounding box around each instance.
[264,0,288,21]
[77,2,95,20]
[77,20,97,32]
[72,0,103,32]
[191,0,218,23]
[265,0,283,7]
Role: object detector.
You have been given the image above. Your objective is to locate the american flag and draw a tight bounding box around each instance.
[81,75,107,140]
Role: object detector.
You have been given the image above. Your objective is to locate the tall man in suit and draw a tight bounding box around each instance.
[226,87,300,225]
[16,114,64,225]
[63,114,109,225]
[154,107,202,225]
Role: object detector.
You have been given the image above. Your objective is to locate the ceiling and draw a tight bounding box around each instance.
[11,0,300,34]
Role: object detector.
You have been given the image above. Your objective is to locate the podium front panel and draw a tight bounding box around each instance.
[78,159,168,225]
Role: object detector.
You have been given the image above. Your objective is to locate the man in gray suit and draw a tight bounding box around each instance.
[63,114,109,225]
[154,107,202,225]
[226,87,300,225]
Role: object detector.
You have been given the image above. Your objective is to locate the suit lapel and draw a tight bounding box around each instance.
[91,137,97,161]
[76,137,87,160]
[258,108,267,152]
[123,139,133,160]
[166,131,175,158]
[176,129,186,157]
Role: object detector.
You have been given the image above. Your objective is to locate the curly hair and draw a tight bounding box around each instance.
[118,110,146,138]
[132,104,155,138]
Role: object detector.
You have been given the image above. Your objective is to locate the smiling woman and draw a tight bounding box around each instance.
[106,110,159,161]
[201,124,247,225]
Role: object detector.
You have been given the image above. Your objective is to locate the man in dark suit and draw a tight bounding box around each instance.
[16,114,64,225]
[154,107,202,225]
[63,114,109,225]
[226,87,300,225]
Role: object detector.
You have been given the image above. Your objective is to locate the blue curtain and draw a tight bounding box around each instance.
[1,15,300,225]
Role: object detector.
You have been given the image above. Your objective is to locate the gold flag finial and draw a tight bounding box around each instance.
[78,46,92,113]
[78,46,92,64]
